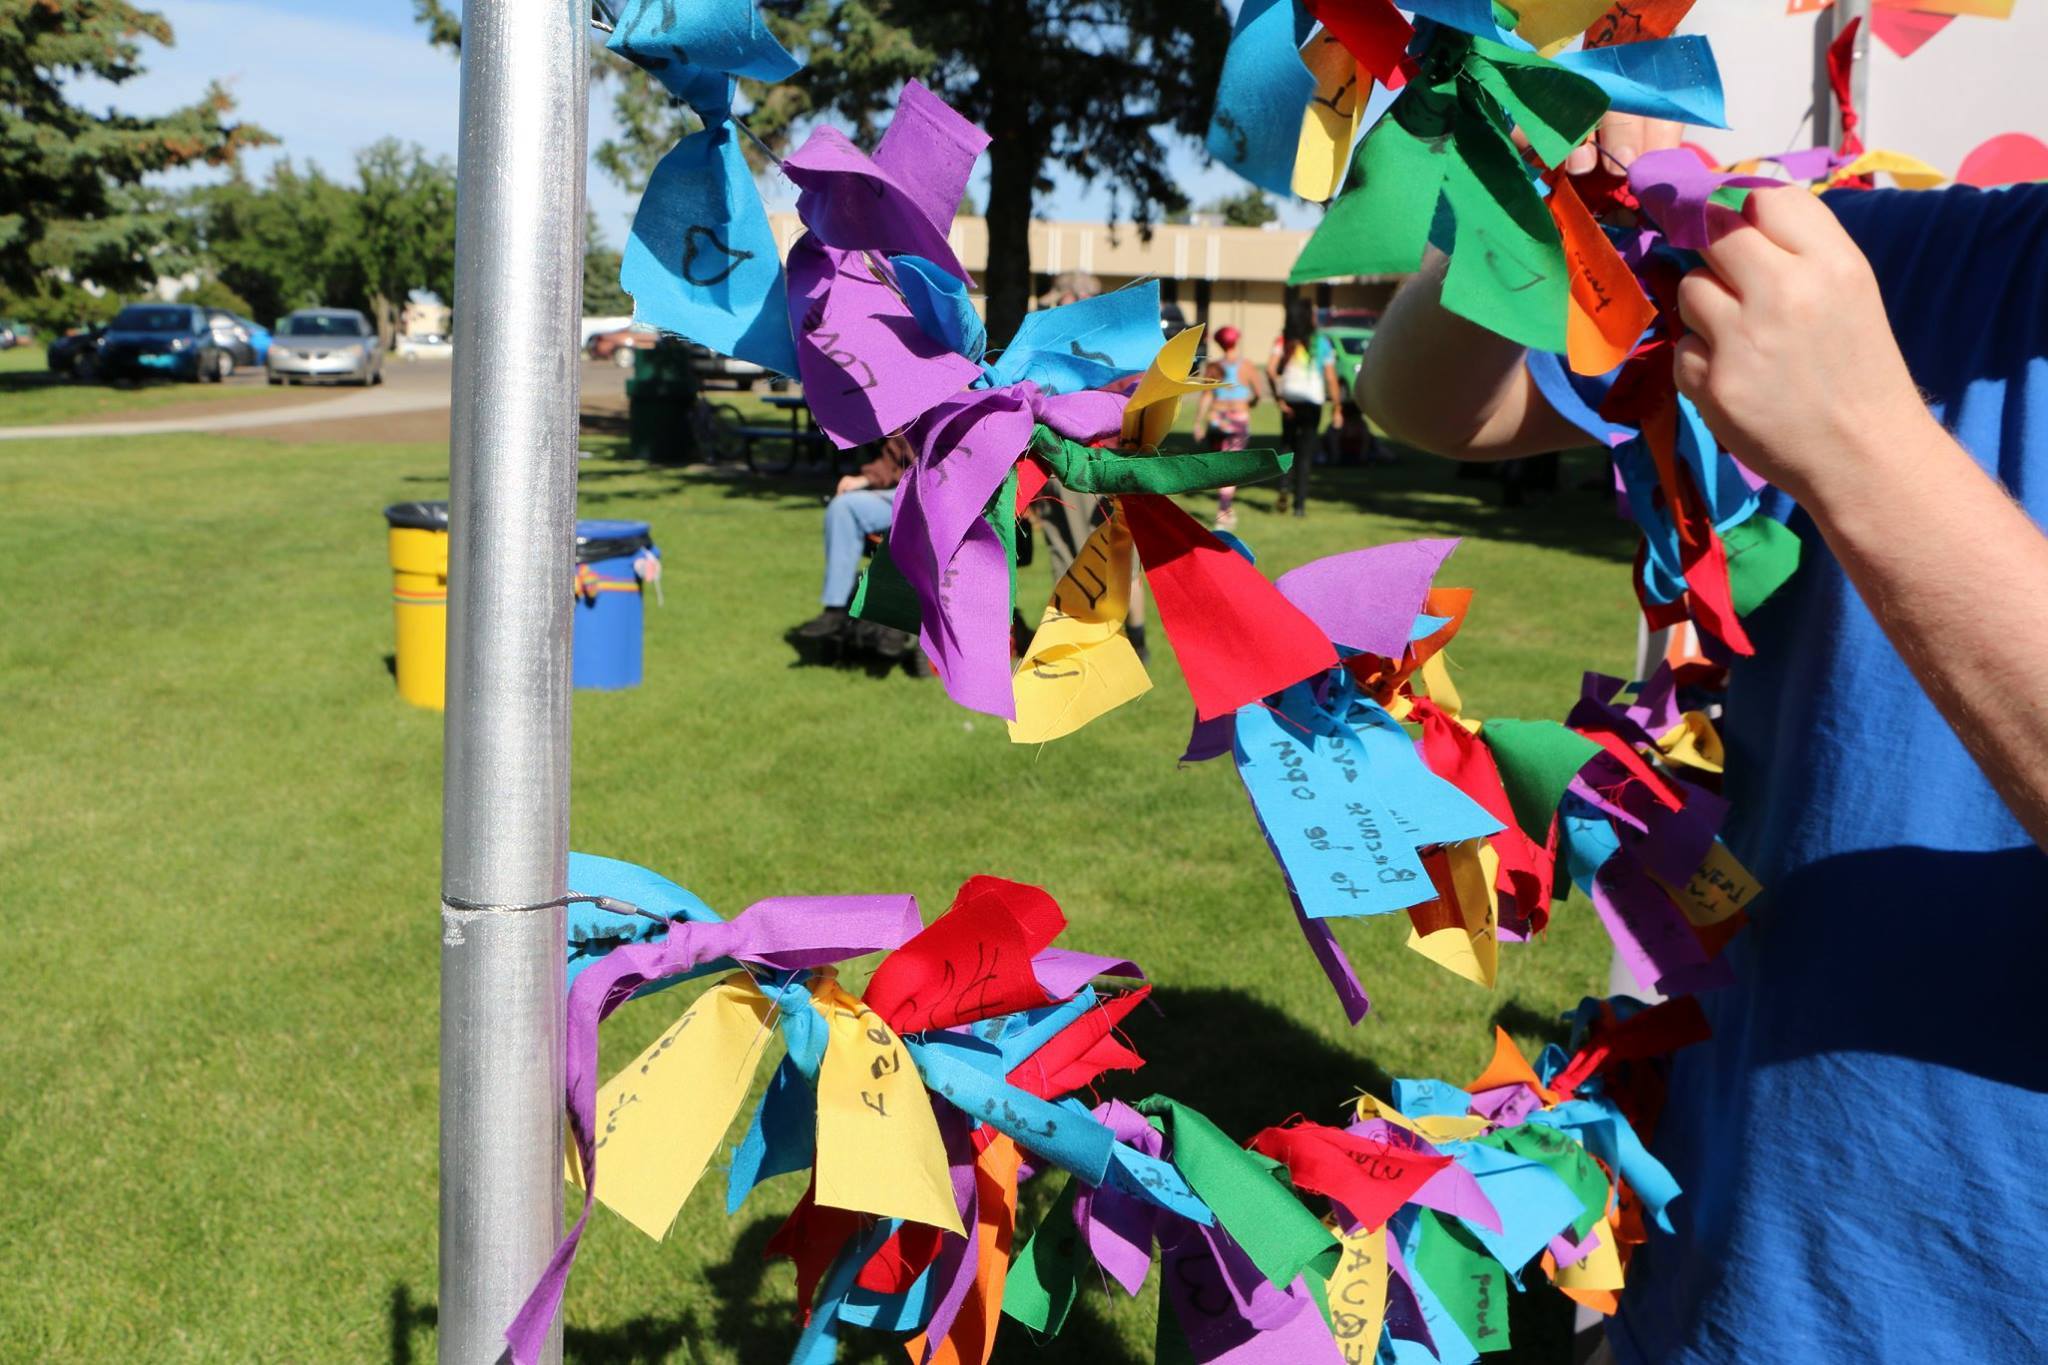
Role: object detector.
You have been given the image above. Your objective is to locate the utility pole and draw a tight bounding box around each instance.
[439,1,587,1361]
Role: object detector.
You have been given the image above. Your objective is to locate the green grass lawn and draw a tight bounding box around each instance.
[0,342,46,373]
[0,421,1637,1363]
[0,343,288,427]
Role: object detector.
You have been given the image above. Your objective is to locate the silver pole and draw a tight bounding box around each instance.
[1827,0,1872,148]
[440,0,586,1361]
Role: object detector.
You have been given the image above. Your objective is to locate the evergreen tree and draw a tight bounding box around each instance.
[0,0,270,293]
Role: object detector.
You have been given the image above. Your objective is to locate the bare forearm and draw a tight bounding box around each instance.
[1806,413,2048,848]
[1358,250,1584,460]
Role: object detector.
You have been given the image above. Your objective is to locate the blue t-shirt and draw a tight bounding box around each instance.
[1540,185,2048,1363]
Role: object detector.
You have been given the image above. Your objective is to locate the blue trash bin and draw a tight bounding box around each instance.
[572,519,658,690]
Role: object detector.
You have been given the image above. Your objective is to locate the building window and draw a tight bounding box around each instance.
[1194,278,1212,331]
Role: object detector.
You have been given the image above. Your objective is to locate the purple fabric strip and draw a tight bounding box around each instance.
[1031,947,1145,999]
[1254,813,1371,1024]
[785,237,981,449]
[1628,147,1788,251]
[1077,1095,1172,1293]
[1211,1278,1345,1363]
[503,894,923,1365]
[1381,1230,1436,1354]
[890,383,1124,717]
[1763,146,1851,182]
[1614,776,1724,889]
[1624,663,1684,737]
[1567,767,1646,833]
[1467,1083,1542,1127]
[1407,1161,1503,1236]
[1548,1224,1602,1271]
[1571,673,1662,752]
[871,79,990,236]
[1274,538,1460,659]
[1074,1175,1159,1296]
[911,1107,984,1362]
[783,124,970,280]
[1590,855,1734,997]
[1182,710,1237,764]
[1162,1223,1330,1362]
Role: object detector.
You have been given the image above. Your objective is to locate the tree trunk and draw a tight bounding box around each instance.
[371,292,398,350]
[981,108,1041,350]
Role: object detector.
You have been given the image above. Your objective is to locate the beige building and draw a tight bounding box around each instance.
[765,211,1399,351]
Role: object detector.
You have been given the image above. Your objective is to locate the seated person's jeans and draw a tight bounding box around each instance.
[821,488,896,607]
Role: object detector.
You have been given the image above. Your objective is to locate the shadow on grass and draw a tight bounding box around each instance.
[560,433,1637,573]
[1490,998,1576,1052]
[1118,985,1394,1134]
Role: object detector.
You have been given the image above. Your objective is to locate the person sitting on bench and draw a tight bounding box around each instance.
[796,434,916,639]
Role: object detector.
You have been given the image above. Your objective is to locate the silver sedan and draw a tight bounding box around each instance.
[267,308,384,386]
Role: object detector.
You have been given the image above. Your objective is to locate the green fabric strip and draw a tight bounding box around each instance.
[848,533,923,634]
[1000,1177,1082,1334]
[1028,426,1290,495]
[1721,514,1801,617]
[1135,1095,1340,1291]
[1479,718,1601,842]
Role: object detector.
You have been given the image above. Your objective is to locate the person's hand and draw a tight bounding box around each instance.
[835,474,870,495]
[1563,112,1683,176]
[1672,187,1931,506]
[1331,403,1345,428]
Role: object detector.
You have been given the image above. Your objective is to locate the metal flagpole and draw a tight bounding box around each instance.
[439,0,587,1361]
[1825,0,1872,148]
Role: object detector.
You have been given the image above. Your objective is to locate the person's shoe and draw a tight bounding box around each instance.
[1274,490,1291,516]
[870,625,914,659]
[1127,623,1150,667]
[795,607,850,639]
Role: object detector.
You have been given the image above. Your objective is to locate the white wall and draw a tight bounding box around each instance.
[1678,5,2048,175]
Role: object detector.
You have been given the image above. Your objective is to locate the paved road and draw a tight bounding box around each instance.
[0,358,638,443]
[0,361,454,441]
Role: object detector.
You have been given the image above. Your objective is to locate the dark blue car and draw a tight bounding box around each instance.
[100,304,234,383]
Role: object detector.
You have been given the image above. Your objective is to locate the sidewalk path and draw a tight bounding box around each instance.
[0,380,449,441]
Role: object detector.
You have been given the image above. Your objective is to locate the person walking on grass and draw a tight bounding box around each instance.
[1266,296,1343,517]
[1362,110,2048,1365]
[1192,325,1262,532]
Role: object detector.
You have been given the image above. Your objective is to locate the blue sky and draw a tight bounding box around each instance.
[70,0,1332,250]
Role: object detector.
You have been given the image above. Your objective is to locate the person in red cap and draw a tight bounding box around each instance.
[1191,323,1264,531]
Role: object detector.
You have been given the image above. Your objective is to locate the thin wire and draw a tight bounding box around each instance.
[589,0,618,33]
[733,114,789,171]
[441,890,669,924]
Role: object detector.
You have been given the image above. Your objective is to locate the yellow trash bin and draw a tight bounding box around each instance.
[384,501,450,710]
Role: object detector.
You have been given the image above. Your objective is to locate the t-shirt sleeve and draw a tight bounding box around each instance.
[1826,184,2048,439]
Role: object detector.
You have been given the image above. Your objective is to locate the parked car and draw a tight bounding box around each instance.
[682,339,765,390]
[206,309,271,370]
[1318,309,1379,391]
[395,332,453,361]
[587,325,659,368]
[0,319,24,349]
[100,303,233,382]
[46,325,108,379]
[267,308,383,386]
